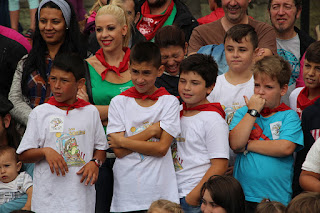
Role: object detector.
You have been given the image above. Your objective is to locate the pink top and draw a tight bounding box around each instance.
[0,26,31,53]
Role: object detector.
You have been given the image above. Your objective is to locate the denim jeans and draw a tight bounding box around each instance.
[180,197,201,213]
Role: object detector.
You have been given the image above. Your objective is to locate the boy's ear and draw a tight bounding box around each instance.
[77,78,86,90]
[206,83,215,95]
[280,84,288,97]
[157,65,165,77]
[184,42,188,56]
[3,113,11,128]
[16,161,22,172]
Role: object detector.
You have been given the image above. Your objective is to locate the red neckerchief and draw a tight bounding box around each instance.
[120,86,170,100]
[95,47,130,80]
[297,87,320,117]
[136,0,174,40]
[260,103,291,117]
[181,102,225,119]
[249,123,270,141]
[47,96,90,115]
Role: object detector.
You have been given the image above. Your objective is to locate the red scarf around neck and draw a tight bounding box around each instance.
[297,87,320,117]
[47,96,90,115]
[120,86,170,100]
[181,102,226,119]
[260,103,291,117]
[95,47,130,80]
[136,0,174,40]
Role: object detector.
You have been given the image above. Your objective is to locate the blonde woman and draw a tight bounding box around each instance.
[77,5,132,212]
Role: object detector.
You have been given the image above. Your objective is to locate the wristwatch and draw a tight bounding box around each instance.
[90,158,102,168]
[247,109,260,117]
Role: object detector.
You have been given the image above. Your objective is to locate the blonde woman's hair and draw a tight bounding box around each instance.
[96,4,131,47]
[148,199,183,213]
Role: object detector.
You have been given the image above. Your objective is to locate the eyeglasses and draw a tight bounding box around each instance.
[270,4,296,11]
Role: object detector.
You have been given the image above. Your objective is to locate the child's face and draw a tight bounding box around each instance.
[303,59,320,92]
[201,189,227,213]
[48,68,85,105]
[95,14,128,52]
[0,152,21,183]
[225,35,256,73]
[160,45,186,76]
[178,71,214,108]
[254,73,287,109]
[130,61,164,95]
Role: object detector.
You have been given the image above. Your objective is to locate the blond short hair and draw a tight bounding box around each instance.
[252,55,291,88]
[148,200,183,213]
[286,192,320,213]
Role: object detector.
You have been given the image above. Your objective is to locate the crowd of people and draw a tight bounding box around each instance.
[1,0,320,213]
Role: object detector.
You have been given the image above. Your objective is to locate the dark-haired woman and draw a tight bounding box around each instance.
[201,175,246,213]
[9,0,87,127]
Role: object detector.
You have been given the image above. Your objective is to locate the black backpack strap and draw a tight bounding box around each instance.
[84,61,94,104]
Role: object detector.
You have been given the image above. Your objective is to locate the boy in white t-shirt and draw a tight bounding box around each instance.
[16,53,107,213]
[107,42,181,212]
[174,54,229,213]
[206,24,259,167]
[0,146,33,210]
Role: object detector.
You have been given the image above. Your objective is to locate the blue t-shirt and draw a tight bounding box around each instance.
[230,106,303,205]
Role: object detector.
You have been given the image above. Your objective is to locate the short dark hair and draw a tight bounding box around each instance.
[52,53,86,81]
[130,42,161,68]
[253,55,291,88]
[201,175,246,213]
[155,25,186,49]
[0,146,19,163]
[179,54,218,88]
[305,41,320,64]
[224,24,258,49]
[268,0,302,10]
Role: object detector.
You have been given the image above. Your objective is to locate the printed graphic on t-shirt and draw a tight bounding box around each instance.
[49,116,64,132]
[130,122,158,161]
[172,135,185,171]
[311,129,320,141]
[223,103,242,125]
[278,49,299,86]
[270,121,282,140]
[55,129,86,167]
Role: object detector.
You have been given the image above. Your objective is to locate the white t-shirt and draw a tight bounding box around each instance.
[17,104,108,213]
[207,74,254,165]
[174,111,229,198]
[0,172,33,204]
[302,138,320,173]
[107,95,180,212]
[289,87,303,113]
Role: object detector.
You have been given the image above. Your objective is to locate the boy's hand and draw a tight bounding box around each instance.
[77,88,89,102]
[76,161,99,186]
[43,147,68,176]
[244,95,265,113]
[108,133,124,148]
[149,122,162,138]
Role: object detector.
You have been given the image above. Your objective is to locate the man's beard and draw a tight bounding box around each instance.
[147,0,168,8]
